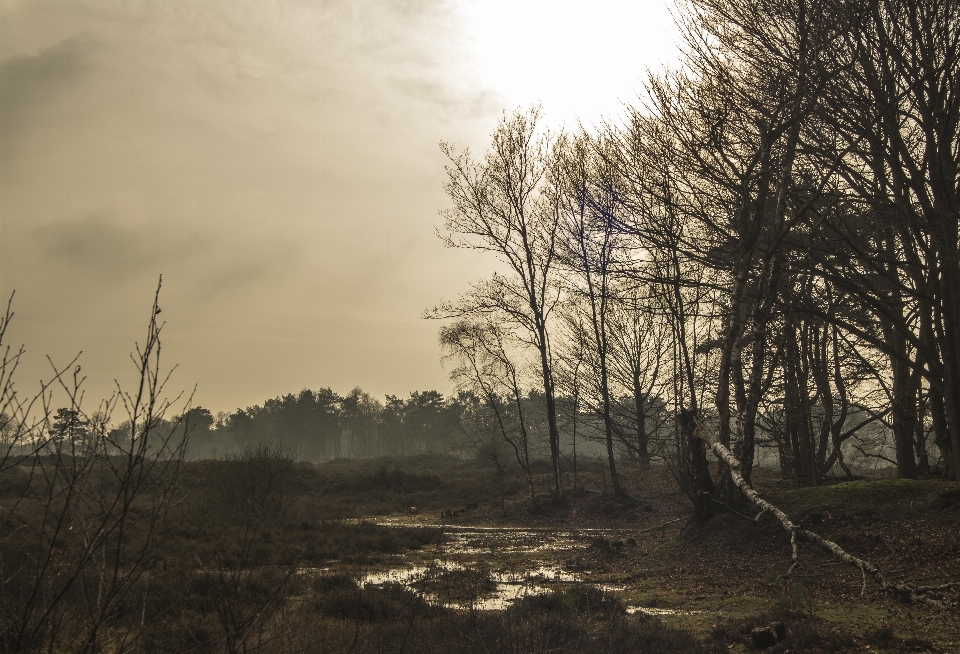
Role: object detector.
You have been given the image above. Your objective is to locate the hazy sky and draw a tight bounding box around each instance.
[0,0,678,415]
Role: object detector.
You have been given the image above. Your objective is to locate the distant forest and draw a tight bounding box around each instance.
[181,389,466,461]
[170,388,622,463]
[160,382,890,482]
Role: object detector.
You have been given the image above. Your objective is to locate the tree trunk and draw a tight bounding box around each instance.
[785,321,815,486]
[678,408,715,521]
[634,372,650,466]
[535,321,564,496]
[938,261,960,480]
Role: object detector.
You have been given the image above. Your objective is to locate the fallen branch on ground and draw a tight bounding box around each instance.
[697,424,960,608]
[635,517,684,535]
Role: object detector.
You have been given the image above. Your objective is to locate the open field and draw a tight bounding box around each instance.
[4,453,959,652]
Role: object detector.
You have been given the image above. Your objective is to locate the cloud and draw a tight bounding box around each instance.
[197,237,303,302]
[0,0,502,411]
[33,213,205,281]
[30,211,303,304]
[0,35,95,158]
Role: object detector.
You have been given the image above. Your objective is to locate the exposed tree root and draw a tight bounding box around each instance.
[698,426,960,608]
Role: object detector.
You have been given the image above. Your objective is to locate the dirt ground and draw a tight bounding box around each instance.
[353,460,960,652]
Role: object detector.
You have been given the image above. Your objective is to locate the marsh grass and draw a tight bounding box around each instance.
[413,565,498,604]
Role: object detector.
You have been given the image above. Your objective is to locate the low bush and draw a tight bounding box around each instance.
[414,565,497,604]
[509,583,626,618]
[317,581,424,621]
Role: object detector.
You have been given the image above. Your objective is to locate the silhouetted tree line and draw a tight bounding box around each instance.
[175,388,623,463]
[433,0,960,514]
[171,388,592,461]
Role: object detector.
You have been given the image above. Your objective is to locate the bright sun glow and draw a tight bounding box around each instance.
[461,0,681,127]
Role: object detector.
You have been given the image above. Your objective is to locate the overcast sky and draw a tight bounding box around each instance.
[0,0,678,416]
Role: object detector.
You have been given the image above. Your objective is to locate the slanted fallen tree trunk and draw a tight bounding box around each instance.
[697,424,960,607]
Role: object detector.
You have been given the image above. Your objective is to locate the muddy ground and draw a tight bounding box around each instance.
[317,460,960,652]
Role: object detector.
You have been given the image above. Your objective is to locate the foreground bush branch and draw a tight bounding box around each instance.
[0,277,191,653]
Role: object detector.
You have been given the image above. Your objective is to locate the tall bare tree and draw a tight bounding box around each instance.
[606,110,722,518]
[807,0,960,477]
[605,283,671,467]
[555,131,631,496]
[432,107,565,496]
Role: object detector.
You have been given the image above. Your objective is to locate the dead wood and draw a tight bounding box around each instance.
[697,424,960,607]
[635,517,684,535]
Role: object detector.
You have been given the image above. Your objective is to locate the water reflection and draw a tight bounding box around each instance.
[315,520,694,615]
[357,561,577,610]
[626,606,705,616]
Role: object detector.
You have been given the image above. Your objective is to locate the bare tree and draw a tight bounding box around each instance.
[553,313,588,494]
[805,0,960,477]
[432,107,565,496]
[605,283,671,467]
[0,278,190,653]
[440,320,539,506]
[604,106,722,519]
[554,131,632,497]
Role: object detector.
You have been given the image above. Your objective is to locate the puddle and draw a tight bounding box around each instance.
[301,558,705,615]
[350,562,710,614]
[339,518,664,564]
[358,561,554,586]
[314,560,583,611]
[377,562,570,591]
[361,564,430,586]
[321,519,688,614]
[626,606,707,616]
[471,583,552,610]
[350,562,718,614]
